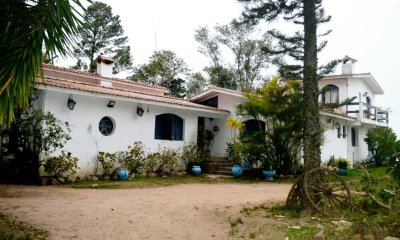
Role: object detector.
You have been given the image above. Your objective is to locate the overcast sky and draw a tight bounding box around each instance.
[58,0,400,135]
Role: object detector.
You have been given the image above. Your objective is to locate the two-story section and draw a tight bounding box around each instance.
[319,56,389,165]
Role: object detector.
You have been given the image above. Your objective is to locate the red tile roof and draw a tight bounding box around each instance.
[36,76,229,113]
[42,64,167,90]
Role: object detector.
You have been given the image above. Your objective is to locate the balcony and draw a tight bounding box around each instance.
[346,102,389,124]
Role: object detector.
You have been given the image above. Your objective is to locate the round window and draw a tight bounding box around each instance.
[99,117,114,136]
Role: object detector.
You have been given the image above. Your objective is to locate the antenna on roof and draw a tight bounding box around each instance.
[153,17,157,51]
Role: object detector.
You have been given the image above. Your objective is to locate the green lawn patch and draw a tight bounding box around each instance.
[68,175,281,189]
[0,213,49,240]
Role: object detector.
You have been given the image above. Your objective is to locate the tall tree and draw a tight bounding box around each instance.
[0,0,84,125]
[239,0,338,171]
[73,1,133,73]
[195,19,271,92]
[186,72,208,98]
[129,50,189,98]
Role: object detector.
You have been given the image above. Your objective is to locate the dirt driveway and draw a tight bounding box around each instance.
[0,183,291,240]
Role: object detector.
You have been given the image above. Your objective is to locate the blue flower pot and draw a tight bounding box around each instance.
[232,165,243,178]
[117,168,129,181]
[192,165,202,176]
[337,168,347,176]
[262,170,276,181]
[244,161,252,168]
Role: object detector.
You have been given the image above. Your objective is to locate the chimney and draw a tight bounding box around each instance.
[341,55,357,75]
[96,55,114,78]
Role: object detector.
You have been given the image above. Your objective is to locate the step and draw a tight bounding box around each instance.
[213,170,232,176]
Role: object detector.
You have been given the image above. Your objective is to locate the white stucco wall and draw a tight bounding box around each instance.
[321,118,350,163]
[208,93,246,158]
[40,88,226,175]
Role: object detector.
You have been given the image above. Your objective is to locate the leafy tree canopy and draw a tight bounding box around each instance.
[129,50,189,98]
[237,77,304,174]
[73,1,133,73]
[195,18,271,92]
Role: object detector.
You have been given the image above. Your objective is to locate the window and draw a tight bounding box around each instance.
[199,96,218,108]
[342,126,347,138]
[337,124,342,138]
[155,114,183,140]
[322,84,339,104]
[99,117,114,136]
[244,119,266,136]
[351,127,357,147]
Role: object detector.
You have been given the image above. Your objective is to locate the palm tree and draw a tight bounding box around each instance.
[0,0,85,125]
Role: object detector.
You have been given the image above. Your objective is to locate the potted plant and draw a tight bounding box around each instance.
[261,154,276,181]
[181,143,202,176]
[226,117,245,178]
[337,158,349,175]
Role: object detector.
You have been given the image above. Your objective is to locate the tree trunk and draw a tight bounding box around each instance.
[303,0,321,171]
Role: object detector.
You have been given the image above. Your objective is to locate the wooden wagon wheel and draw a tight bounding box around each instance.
[303,168,352,216]
[286,174,305,207]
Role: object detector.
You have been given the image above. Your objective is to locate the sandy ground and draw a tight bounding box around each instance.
[0,183,291,240]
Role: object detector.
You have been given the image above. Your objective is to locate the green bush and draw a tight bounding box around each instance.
[144,152,159,174]
[326,156,350,169]
[181,143,201,170]
[97,152,119,177]
[338,158,350,169]
[43,151,78,177]
[156,147,179,175]
[122,141,146,174]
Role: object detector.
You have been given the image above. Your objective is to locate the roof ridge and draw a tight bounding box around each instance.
[42,64,167,90]
[38,76,162,98]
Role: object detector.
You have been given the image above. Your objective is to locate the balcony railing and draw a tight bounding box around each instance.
[346,102,389,124]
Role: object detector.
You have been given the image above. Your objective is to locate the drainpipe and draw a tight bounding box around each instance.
[358,92,363,121]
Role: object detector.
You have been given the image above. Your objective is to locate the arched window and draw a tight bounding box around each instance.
[322,84,339,104]
[155,114,183,141]
[351,127,357,147]
[244,119,266,136]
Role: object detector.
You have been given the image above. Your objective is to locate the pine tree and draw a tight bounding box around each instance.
[73,1,132,73]
[239,0,339,171]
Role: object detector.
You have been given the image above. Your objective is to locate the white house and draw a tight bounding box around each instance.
[34,55,388,175]
[319,56,388,165]
[36,56,229,175]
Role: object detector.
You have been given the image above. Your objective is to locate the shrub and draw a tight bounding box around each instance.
[122,141,146,174]
[97,152,119,177]
[156,147,179,175]
[337,158,350,169]
[43,151,78,177]
[181,143,201,170]
[144,152,159,174]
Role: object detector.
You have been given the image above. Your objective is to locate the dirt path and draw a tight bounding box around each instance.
[0,183,291,240]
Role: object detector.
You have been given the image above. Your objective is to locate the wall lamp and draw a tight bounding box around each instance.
[327,117,341,128]
[67,95,76,110]
[107,100,115,108]
[137,104,144,117]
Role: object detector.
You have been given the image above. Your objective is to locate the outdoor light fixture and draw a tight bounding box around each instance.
[137,104,144,117]
[67,95,76,110]
[362,92,368,97]
[107,100,115,108]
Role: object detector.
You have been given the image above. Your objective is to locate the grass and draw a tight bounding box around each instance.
[68,175,281,189]
[0,213,49,240]
[227,166,400,239]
